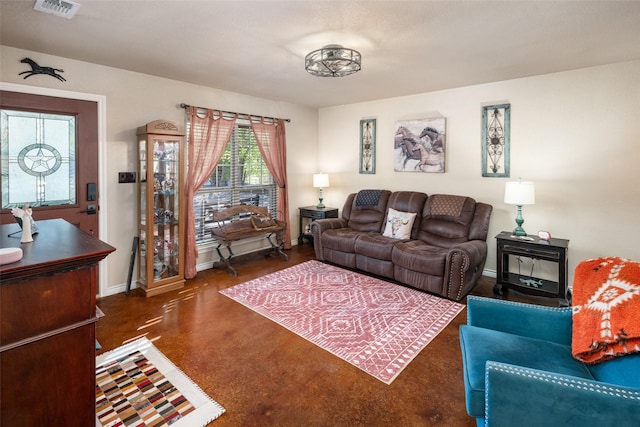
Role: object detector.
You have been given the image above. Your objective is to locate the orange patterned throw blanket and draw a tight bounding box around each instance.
[572,257,640,364]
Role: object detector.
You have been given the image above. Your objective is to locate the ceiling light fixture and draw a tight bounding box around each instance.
[305,44,361,77]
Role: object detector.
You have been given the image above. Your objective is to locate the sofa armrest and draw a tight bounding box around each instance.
[485,362,640,427]
[447,240,486,270]
[310,218,348,260]
[443,240,487,300]
[467,296,572,345]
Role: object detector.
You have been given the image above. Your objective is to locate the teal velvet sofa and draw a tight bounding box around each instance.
[459,296,640,427]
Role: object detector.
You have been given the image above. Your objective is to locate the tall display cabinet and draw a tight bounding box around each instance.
[137,120,185,296]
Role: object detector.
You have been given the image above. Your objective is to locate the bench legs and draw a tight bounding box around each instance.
[215,243,238,277]
[266,232,289,261]
[214,233,288,277]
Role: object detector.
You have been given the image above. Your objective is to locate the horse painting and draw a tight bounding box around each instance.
[394,120,445,172]
[19,58,66,82]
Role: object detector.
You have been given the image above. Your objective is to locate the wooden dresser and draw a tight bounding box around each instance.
[0,219,115,427]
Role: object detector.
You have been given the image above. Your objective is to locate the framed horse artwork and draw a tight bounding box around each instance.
[394,118,446,173]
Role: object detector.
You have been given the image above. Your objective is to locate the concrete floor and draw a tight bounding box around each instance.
[97,244,553,426]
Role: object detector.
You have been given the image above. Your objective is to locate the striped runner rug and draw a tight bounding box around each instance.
[96,337,225,427]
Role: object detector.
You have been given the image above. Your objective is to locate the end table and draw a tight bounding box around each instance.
[298,206,338,245]
[494,231,570,306]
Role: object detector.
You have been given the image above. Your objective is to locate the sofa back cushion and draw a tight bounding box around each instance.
[417,194,478,248]
[386,191,428,239]
[345,190,391,232]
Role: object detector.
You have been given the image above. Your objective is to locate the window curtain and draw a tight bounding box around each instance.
[250,118,291,249]
[185,107,237,279]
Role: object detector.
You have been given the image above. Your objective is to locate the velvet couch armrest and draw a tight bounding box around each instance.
[484,362,640,427]
[466,296,572,346]
[310,218,348,261]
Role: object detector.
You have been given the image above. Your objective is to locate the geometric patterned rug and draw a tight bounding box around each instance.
[96,337,225,426]
[220,260,464,384]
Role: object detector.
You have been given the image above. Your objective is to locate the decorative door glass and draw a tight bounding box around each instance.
[1,110,76,208]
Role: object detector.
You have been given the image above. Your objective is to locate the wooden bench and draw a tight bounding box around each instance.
[209,205,288,276]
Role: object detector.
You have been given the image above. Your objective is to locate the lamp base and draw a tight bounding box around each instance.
[316,188,325,209]
[512,205,527,236]
[512,226,527,237]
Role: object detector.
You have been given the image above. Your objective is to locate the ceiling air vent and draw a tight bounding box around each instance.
[34,0,81,19]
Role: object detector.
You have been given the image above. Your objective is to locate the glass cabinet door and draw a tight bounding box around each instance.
[152,138,180,281]
[139,138,147,283]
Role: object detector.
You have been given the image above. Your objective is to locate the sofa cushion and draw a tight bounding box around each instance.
[322,228,364,253]
[382,208,416,239]
[391,240,447,276]
[588,352,640,388]
[459,325,596,418]
[417,195,477,248]
[347,190,391,232]
[386,191,427,239]
[354,233,399,260]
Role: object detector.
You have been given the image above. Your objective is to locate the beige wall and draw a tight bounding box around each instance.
[3,44,639,295]
[1,46,319,296]
[317,60,640,285]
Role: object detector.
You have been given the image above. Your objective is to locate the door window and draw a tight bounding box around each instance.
[1,109,76,208]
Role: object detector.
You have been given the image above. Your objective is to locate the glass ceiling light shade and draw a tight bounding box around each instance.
[504,178,535,237]
[305,44,361,77]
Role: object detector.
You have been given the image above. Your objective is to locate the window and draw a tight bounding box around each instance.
[193,121,277,243]
[1,109,76,208]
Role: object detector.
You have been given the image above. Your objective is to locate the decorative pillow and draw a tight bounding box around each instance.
[383,208,417,239]
[250,213,278,230]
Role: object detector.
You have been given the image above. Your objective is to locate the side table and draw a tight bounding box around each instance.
[494,231,570,306]
[298,206,338,245]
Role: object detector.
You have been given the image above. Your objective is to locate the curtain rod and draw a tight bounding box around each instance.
[179,103,290,123]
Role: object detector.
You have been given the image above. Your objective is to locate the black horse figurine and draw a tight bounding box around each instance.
[19,58,66,82]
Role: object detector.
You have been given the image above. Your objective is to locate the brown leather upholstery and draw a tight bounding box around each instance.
[353,191,428,278]
[315,190,391,268]
[310,190,493,301]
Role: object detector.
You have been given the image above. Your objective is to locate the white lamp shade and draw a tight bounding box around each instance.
[504,181,535,205]
[313,173,329,188]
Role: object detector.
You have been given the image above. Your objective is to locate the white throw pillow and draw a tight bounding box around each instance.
[383,208,417,240]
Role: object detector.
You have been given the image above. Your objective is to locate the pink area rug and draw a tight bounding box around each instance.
[220,260,464,384]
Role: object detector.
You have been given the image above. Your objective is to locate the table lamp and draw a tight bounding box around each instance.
[313,173,329,209]
[504,178,535,236]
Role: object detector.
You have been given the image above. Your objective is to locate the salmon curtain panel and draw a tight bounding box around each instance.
[184,107,237,279]
[250,118,292,249]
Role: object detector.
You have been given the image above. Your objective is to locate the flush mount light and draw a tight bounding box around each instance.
[305,44,361,77]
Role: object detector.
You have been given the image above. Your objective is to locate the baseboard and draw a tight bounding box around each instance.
[100,247,496,298]
[483,268,497,278]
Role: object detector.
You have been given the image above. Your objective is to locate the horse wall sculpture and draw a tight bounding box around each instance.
[19,58,66,82]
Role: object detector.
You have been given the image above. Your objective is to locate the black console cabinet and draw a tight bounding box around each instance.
[298,206,338,245]
[494,231,570,306]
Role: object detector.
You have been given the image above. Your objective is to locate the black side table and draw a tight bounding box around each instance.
[298,206,338,245]
[494,231,570,306]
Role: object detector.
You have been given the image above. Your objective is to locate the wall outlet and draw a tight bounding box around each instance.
[118,172,136,183]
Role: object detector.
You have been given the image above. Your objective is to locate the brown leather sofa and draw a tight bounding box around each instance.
[310,190,493,301]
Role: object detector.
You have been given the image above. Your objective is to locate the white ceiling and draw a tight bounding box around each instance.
[2,1,640,108]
